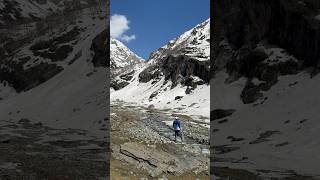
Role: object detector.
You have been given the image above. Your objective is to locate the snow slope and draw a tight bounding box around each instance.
[213,69,320,178]
[111,65,210,120]
[0,7,107,138]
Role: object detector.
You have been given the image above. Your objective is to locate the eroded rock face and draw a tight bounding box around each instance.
[30,27,80,62]
[138,64,162,83]
[91,29,108,67]
[162,55,210,87]
[138,55,210,89]
[214,0,320,70]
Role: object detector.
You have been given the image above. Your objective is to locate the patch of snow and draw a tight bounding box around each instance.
[213,68,320,177]
[256,44,298,65]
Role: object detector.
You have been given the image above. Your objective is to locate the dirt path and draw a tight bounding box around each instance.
[111,100,210,179]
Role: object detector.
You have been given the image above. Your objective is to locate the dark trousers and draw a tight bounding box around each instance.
[174,130,183,142]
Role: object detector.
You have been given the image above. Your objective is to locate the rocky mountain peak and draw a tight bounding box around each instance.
[148,18,210,64]
[110,38,144,69]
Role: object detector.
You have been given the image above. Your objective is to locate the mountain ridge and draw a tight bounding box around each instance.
[111,18,210,120]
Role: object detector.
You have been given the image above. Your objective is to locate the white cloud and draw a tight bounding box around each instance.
[110,14,136,43]
[120,35,136,42]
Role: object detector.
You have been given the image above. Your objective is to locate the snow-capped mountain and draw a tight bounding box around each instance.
[149,18,210,63]
[212,0,320,179]
[110,38,144,69]
[111,18,210,121]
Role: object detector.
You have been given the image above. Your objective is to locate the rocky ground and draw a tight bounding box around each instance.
[0,118,108,179]
[110,100,210,179]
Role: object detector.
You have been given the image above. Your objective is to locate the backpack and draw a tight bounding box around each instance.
[173,120,181,130]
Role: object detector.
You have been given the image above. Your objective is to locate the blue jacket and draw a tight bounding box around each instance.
[173,119,181,130]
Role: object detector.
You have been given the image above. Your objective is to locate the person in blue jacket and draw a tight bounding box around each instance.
[173,116,183,142]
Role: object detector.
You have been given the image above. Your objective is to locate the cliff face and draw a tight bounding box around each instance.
[91,29,108,67]
[213,0,320,104]
[214,0,320,73]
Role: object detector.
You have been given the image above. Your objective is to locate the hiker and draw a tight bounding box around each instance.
[173,116,183,142]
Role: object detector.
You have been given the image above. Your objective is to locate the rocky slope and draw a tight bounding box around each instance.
[110,100,209,179]
[212,0,320,179]
[111,18,210,120]
[0,1,109,178]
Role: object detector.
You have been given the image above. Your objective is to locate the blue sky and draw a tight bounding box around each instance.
[110,0,210,60]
